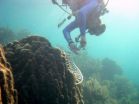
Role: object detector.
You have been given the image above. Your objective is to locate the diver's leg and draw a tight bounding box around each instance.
[75,12,87,48]
[63,20,78,44]
[75,0,98,48]
[76,11,86,36]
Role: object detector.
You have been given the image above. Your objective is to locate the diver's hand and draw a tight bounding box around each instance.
[80,35,86,48]
[69,42,79,54]
[67,14,72,20]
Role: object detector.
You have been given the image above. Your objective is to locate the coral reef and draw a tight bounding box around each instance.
[83,78,109,104]
[73,53,102,80]
[83,78,120,104]
[109,76,138,104]
[16,29,31,40]
[1,27,138,104]
[0,27,31,45]
[0,45,17,104]
[4,36,83,104]
[72,53,139,104]
[73,55,123,81]
[100,58,122,80]
[0,27,15,45]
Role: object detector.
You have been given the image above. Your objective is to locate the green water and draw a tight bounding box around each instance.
[0,0,139,85]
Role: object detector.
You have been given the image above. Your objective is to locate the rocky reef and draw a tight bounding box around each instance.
[4,36,83,104]
[0,27,31,45]
[83,78,109,104]
[0,45,17,104]
[72,53,139,104]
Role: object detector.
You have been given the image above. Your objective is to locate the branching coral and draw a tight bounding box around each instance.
[0,45,17,104]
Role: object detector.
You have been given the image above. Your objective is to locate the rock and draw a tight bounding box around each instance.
[5,36,83,104]
[0,45,17,104]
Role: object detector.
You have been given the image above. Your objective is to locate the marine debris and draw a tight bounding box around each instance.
[5,36,84,104]
[0,45,17,104]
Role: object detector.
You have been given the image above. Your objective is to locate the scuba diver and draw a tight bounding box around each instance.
[52,0,108,54]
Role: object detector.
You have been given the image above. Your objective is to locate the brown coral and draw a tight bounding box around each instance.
[5,36,83,104]
[0,45,17,104]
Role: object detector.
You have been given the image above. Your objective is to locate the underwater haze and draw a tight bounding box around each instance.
[0,0,139,85]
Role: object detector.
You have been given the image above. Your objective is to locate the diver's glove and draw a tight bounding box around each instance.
[69,41,79,54]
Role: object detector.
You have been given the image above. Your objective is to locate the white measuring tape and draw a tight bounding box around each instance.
[59,49,83,85]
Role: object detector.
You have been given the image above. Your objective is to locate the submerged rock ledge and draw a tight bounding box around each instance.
[4,36,83,104]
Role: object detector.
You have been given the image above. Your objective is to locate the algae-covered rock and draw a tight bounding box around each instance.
[5,36,83,104]
[0,45,17,104]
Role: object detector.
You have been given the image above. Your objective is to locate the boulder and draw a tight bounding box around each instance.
[5,36,83,104]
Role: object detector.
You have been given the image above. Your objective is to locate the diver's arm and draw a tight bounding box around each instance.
[67,9,80,20]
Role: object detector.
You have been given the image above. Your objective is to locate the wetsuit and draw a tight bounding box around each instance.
[63,0,98,44]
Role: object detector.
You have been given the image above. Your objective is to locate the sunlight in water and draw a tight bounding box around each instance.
[108,0,139,16]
